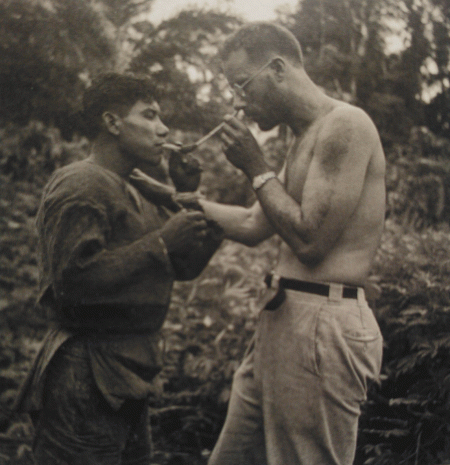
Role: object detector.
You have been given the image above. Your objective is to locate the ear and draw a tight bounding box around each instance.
[102,111,121,136]
[271,57,286,82]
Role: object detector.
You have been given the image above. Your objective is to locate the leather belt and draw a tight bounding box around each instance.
[265,274,358,300]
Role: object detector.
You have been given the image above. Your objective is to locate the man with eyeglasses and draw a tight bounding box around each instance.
[200,22,386,465]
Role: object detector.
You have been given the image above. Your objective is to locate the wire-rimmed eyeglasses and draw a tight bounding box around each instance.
[231,59,274,99]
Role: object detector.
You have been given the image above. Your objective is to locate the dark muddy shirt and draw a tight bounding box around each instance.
[18,160,179,410]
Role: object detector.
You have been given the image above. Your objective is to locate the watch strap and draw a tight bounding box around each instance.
[252,171,277,190]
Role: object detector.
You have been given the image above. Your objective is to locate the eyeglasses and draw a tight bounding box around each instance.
[231,59,274,99]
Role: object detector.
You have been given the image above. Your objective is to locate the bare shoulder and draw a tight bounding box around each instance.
[314,103,382,165]
[321,103,380,145]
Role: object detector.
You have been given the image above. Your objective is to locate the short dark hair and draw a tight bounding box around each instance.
[220,22,303,66]
[82,73,158,139]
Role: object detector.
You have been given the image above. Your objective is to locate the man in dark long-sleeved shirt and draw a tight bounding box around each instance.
[15,73,220,464]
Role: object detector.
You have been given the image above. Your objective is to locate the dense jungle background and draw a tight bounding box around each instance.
[0,0,450,463]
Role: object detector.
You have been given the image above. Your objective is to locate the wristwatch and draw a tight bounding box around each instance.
[252,171,277,190]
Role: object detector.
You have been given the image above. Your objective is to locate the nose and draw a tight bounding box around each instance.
[157,119,169,138]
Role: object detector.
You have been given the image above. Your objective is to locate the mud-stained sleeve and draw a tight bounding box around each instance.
[38,197,173,308]
[36,194,107,303]
[52,201,109,286]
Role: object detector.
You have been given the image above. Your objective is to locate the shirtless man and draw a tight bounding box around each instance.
[200,22,385,465]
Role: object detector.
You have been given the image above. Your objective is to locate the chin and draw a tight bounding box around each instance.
[138,151,162,167]
[257,119,277,132]
[149,154,163,166]
[250,112,277,132]
[150,145,165,159]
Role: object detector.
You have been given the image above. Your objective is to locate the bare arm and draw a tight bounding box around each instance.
[220,108,380,265]
[198,160,287,246]
[199,198,275,246]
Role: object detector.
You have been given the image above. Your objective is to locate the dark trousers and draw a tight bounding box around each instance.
[32,339,152,465]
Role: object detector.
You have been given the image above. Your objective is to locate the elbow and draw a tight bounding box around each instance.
[230,217,273,247]
[287,222,330,266]
[231,228,269,247]
[60,274,95,304]
[239,234,264,247]
[60,264,109,302]
[297,249,323,267]
[292,239,327,268]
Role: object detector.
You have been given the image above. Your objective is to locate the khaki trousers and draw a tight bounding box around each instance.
[209,285,383,465]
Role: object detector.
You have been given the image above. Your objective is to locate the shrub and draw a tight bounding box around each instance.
[357,221,450,465]
[0,121,87,185]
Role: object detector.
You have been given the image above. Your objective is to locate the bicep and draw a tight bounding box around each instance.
[301,113,375,242]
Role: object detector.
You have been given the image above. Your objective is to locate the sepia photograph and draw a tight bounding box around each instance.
[0,0,449,464]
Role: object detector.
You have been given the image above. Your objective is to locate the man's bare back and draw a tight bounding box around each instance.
[275,102,386,286]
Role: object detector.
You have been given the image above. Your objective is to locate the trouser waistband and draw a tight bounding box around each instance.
[265,274,359,300]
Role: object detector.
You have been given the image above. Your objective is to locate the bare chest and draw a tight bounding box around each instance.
[285,129,319,201]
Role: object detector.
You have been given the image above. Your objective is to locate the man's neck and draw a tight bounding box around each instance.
[88,135,134,178]
[286,72,337,136]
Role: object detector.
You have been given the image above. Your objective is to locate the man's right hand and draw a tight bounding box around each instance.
[159,209,208,254]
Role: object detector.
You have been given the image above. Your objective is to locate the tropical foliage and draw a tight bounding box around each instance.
[0,0,450,464]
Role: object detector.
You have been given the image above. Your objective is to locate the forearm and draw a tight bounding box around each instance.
[199,199,273,246]
[252,178,324,264]
[61,230,172,300]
